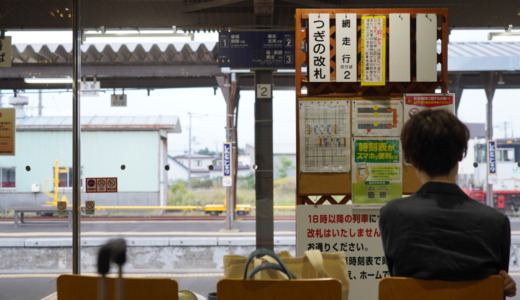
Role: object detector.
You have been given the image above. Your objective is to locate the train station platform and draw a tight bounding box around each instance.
[2,218,520,299]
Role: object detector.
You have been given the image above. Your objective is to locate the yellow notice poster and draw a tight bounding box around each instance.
[0,108,15,155]
[360,16,386,86]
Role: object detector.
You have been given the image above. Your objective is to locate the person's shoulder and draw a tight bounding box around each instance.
[380,196,413,214]
[468,200,510,222]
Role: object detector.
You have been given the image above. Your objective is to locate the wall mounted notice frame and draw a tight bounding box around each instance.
[295,8,448,206]
[296,97,420,199]
[294,8,449,97]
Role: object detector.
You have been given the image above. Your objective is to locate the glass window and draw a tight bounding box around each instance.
[475,144,487,163]
[497,148,515,162]
[1,167,16,188]
[55,166,82,188]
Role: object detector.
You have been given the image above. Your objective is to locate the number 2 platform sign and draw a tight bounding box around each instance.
[86,177,118,193]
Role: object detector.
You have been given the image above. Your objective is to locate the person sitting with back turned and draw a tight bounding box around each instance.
[379,109,516,297]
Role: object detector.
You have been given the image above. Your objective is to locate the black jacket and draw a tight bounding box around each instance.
[379,181,510,281]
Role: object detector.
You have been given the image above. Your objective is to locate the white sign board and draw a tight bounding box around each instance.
[81,81,101,97]
[389,13,410,82]
[335,13,357,82]
[111,94,127,107]
[308,13,330,82]
[256,84,272,98]
[297,204,388,300]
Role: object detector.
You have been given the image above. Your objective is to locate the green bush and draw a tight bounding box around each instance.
[190,178,213,189]
[168,176,297,211]
[168,180,197,206]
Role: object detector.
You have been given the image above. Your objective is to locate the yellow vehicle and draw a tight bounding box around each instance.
[203,199,252,216]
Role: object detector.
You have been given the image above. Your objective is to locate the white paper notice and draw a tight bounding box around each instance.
[335,13,357,82]
[416,13,438,82]
[296,204,389,300]
[389,14,410,82]
[352,100,403,137]
[299,100,351,172]
[309,13,330,82]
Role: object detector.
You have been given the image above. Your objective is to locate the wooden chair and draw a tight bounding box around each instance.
[379,275,504,300]
[57,274,179,300]
[217,278,342,300]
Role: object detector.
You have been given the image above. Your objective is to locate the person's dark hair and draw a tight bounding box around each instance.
[401,109,469,178]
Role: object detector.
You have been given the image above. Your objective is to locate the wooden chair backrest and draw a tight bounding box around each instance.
[57,274,178,300]
[379,275,504,300]
[217,278,342,300]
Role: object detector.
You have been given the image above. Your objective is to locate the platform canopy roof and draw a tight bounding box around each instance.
[0,1,519,91]
[1,41,520,91]
[0,0,517,31]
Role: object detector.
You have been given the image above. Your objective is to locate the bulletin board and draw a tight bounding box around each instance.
[295,8,449,205]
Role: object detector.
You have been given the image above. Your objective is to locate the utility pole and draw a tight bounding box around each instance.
[188,112,192,188]
[484,72,497,208]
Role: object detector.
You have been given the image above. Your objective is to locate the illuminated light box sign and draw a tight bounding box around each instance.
[218,31,295,69]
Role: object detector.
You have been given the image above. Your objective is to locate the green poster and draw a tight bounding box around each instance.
[352,138,402,203]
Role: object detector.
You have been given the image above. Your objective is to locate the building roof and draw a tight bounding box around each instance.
[447,42,520,71]
[16,115,181,132]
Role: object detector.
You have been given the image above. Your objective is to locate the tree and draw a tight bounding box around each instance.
[197,147,216,156]
[277,155,294,178]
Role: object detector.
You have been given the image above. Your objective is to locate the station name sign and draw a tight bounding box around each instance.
[218,31,295,69]
[222,142,232,187]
